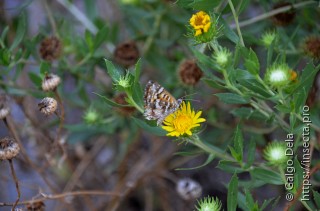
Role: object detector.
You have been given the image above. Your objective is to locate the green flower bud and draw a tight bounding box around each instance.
[83,109,99,124]
[195,196,222,211]
[263,142,289,166]
[264,63,291,87]
[213,47,232,67]
[261,31,277,47]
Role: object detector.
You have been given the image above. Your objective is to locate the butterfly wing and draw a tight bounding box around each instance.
[144,80,179,124]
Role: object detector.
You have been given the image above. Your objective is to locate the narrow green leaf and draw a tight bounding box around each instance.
[40,61,51,76]
[28,72,42,87]
[220,18,239,44]
[176,154,215,170]
[227,174,238,211]
[93,25,109,50]
[294,156,304,192]
[104,59,121,81]
[132,82,143,108]
[244,139,255,169]
[134,58,142,84]
[132,117,166,136]
[250,168,284,185]
[10,12,27,51]
[233,125,244,162]
[313,190,320,208]
[1,26,9,44]
[93,92,129,107]
[229,146,241,162]
[244,48,260,75]
[217,160,244,173]
[202,78,225,89]
[244,189,255,210]
[215,93,249,104]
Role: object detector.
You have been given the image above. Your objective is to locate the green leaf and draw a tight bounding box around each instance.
[93,92,129,107]
[28,72,42,88]
[220,18,239,44]
[10,12,27,51]
[244,189,255,210]
[231,107,266,120]
[229,146,241,162]
[237,0,250,15]
[217,160,244,173]
[250,168,284,185]
[131,82,143,108]
[313,190,320,208]
[0,49,11,66]
[215,93,249,104]
[1,26,9,44]
[188,0,221,11]
[134,58,142,84]
[293,87,307,113]
[233,125,244,162]
[202,78,225,89]
[176,154,215,170]
[93,25,109,50]
[293,156,304,192]
[244,139,255,169]
[40,61,51,76]
[244,48,260,75]
[132,117,166,136]
[85,30,94,52]
[104,59,121,81]
[227,174,238,211]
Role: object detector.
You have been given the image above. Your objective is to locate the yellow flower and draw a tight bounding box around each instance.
[162,102,206,137]
[190,11,211,36]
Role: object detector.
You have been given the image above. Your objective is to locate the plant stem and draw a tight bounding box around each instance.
[126,94,144,113]
[43,0,58,37]
[227,0,245,46]
[8,159,20,211]
[142,12,163,55]
[234,1,317,29]
[190,135,235,161]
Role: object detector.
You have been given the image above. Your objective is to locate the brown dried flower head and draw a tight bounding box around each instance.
[178,59,203,86]
[302,36,320,60]
[114,41,139,67]
[0,94,10,119]
[26,201,46,211]
[271,2,296,26]
[0,137,20,160]
[39,36,62,61]
[42,73,61,92]
[38,97,58,115]
[113,93,136,116]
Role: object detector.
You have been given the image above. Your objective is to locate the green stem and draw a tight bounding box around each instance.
[126,94,144,114]
[142,12,163,55]
[234,1,317,28]
[227,0,245,47]
[190,135,235,161]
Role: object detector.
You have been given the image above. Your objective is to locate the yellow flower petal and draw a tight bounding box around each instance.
[162,101,206,137]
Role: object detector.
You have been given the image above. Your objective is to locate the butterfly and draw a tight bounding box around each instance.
[144,80,183,125]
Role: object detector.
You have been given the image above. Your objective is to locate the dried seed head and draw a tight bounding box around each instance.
[178,60,203,86]
[176,178,202,200]
[38,97,58,115]
[39,36,62,61]
[0,137,20,160]
[271,2,295,26]
[113,93,136,116]
[114,41,139,67]
[26,201,46,211]
[0,94,10,119]
[302,36,320,60]
[42,74,61,92]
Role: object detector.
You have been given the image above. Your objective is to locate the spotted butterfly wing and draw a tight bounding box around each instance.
[144,80,182,125]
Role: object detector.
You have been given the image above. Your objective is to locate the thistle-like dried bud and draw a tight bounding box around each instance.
[0,94,10,119]
[113,93,136,116]
[302,36,320,60]
[178,60,203,86]
[26,201,46,211]
[0,137,20,160]
[42,73,61,92]
[271,2,295,26]
[176,178,202,200]
[114,41,139,67]
[39,36,62,61]
[38,97,58,115]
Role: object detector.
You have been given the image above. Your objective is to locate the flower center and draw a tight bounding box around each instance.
[194,16,204,26]
[270,148,283,160]
[172,114,192,132]
[270,69,286,82]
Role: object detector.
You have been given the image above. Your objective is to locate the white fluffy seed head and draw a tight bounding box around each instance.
[42,74,61,92]
[38,97,58,115]
[176,178,202,200]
